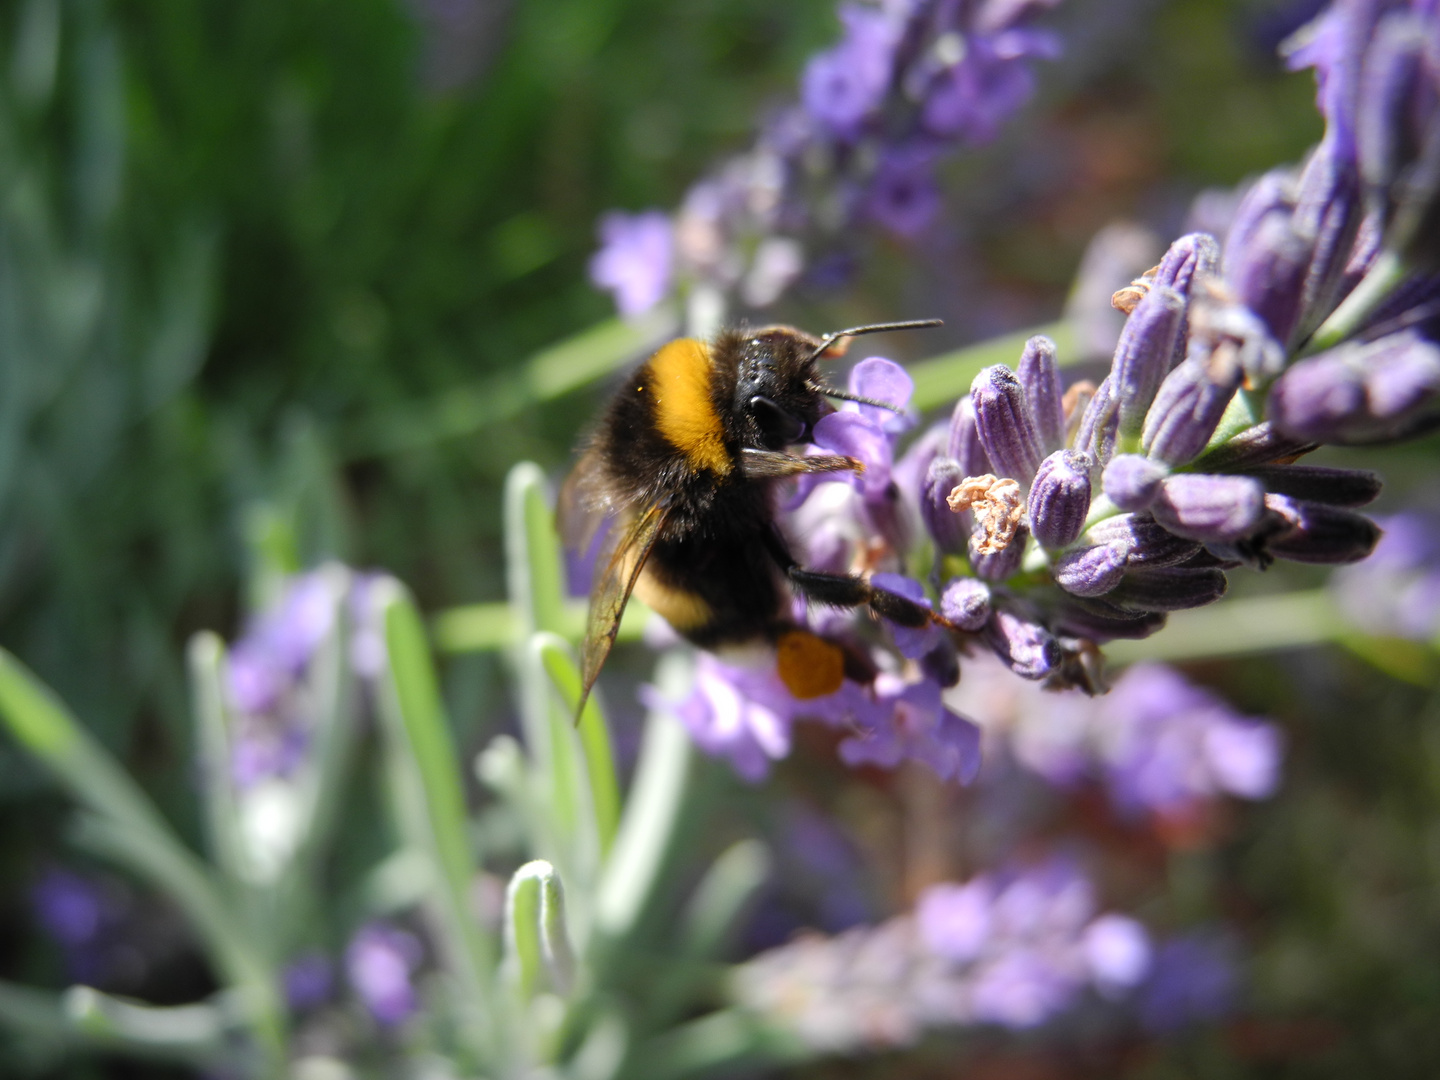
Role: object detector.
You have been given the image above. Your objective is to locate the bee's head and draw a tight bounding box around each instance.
[731,319,943,451]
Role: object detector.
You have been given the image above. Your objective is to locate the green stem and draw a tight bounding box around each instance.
[909,319,1075,412]
[1303,248,1407,357]
[1104,588,1438,687]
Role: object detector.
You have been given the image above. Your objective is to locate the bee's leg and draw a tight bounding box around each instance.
[740,449,863,480]
[761,526,947,629]
[785,567,933,627]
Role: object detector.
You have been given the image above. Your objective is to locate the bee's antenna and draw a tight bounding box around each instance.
[805,318,944,364]
[812,384,907,414]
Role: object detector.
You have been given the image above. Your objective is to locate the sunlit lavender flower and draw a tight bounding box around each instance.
[587,210,675,318]
[733,855,1149,1049]
[588,0,1066,314]
[347,922,423,1026]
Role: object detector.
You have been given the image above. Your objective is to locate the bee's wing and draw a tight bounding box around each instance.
[558,446,612,561]
[577,500,667,717]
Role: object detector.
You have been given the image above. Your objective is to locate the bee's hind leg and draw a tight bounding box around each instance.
[785,566,933,627]
[761,525,951,630]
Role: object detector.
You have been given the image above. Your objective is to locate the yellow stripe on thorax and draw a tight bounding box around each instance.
[647,338,733,475]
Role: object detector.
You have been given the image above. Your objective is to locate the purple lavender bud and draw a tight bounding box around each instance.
[985,607,1060,679]
[1223,170,1295,278]
[1102,454,1168,512]
[1074,375,1118,465]
[1151,474,1268,544]
[1017,335,1065,453]
[1085,512,1202,569]
[1292,137,1363,338]
[1269,330,1440,444]
[1153,232,1220,298]
[1052,596,1168,642]
[941,577,992,630]
[1264,495,1382,564]
[1226,209,1313,348]
[1190,421,1318,470]
[1140,357,1243,466]
[1238,464,1383,507]
[971,364,1044,483]
[922,457,969,554]
[1109,567,1229,612]
[1028,450,1094,549]
[1113,286,1187,438]
[947,396,993,476]
[1053,542,1128,597]
[971,524,1029,581]
[1356,11,1439,259]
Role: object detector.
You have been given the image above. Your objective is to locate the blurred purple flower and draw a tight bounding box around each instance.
[284,953,334,1011]
[1332,509,1440,638]
[802,4,899,138]
[32,868,105,949]
[922,27,1060,144]
[867,148,942,237]
[736,853,1151,1049]
[347,922,422,1026]
[588,210,675,317]
[643,654,794,783]
[1139,930,1240,1033]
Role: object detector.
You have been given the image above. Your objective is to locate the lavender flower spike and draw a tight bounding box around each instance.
[1114,285,1186,439]
[1028,450,1093,549]
[1151,473,1268,544]
[1017,335,1065,453]
[971,364,1045,483]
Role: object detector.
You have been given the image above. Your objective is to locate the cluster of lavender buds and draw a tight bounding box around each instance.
[589,0,1064,319]
[955,657,1284,819]
[641,0,1440,786]
[732,854,1155,1049]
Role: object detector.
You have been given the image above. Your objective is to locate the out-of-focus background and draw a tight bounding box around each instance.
[3,0,1440,1075]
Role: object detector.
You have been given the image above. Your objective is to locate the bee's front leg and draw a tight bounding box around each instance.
[740,449,864,480]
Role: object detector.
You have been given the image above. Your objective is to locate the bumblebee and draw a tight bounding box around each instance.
[563,319,951,713]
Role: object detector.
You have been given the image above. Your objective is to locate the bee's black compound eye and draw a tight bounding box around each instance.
[749,395,807,448]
